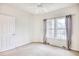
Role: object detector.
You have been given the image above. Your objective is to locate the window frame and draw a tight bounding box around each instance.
[46,16,66,40]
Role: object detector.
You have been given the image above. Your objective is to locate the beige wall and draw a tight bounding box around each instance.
[0,4,34,47]
[32,4,79,51]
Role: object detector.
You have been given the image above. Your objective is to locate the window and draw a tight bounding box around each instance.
[46,17,66,40]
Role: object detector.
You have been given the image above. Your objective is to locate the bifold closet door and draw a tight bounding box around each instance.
[0,17,2,51]
[0,14,16,51]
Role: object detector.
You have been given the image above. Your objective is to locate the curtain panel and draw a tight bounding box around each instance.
[43,19,47,44]
[65,15,72,50]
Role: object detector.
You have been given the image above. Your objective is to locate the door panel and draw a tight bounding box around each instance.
[0,14,16,51]
[0,19,2,51]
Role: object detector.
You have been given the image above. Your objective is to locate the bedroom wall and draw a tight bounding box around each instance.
[32,4,79,51]
[0,4,34,48]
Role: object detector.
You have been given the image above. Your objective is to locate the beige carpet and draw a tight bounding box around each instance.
[0,43,79,56]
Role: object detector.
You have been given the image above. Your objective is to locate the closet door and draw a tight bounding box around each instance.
[0,14,16,51]
[0,17,2,51]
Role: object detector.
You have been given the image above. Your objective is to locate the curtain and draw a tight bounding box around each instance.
[65,15,72,50]
[43,19,47,44]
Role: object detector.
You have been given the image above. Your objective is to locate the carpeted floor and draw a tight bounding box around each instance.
[0,43,79,56]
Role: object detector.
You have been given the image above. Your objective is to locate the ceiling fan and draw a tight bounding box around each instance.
[37,3,44,7]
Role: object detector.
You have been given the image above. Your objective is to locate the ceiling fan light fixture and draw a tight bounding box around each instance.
[37,3,43,7]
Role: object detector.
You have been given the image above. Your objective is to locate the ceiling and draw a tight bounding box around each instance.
[7,3,77,14]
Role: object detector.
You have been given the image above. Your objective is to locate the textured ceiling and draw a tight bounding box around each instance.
[7,3,77,14]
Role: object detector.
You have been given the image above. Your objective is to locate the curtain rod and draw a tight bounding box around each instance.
[44,14,74,20]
